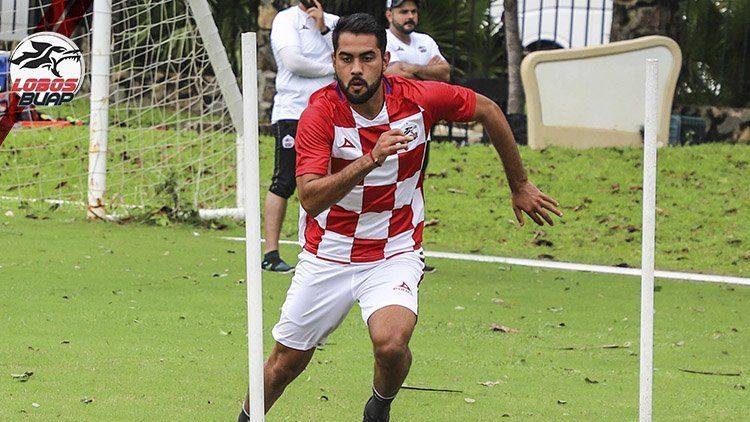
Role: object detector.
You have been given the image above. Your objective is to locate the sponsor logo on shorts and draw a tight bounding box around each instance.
[282,134,295,148]
[393,282,412,295]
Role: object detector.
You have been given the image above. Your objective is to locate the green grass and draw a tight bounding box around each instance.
[1,213,748,420]
[263,142,749,276]
[3,132,749,274]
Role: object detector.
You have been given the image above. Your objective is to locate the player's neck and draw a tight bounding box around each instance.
[350,85,385,120]
[389,27,411,45]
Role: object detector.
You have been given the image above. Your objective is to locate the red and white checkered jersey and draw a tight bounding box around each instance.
[295,75,476,264]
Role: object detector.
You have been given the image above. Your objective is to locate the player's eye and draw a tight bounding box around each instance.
[341,56,352,63]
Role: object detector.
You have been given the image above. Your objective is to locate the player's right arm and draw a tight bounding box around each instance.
[297,128,410,217]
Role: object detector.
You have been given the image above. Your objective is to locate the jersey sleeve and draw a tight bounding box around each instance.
[412,80,476,123]
[295,102,334,176]
[428,37,446,61]
[270,12,298,52]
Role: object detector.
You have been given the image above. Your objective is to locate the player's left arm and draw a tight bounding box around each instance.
[473,94,562,226]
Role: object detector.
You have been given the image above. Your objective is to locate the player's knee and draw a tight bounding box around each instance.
[374,340,410,368]
[269,176,296,199]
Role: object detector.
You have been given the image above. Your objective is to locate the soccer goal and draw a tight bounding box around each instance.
[0,0,244,219]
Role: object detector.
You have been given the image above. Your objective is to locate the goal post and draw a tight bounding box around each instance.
[0,0,245,219]
[88,0,112,219]
[639,58,659,422]
[241,31,265,422]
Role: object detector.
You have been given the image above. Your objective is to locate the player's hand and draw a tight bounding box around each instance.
[307,0,327,33]
[370,129,411,166]
[511,181,563,226]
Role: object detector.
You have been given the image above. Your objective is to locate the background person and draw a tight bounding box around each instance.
[262,0,339,273]
[384,0,451,273]
[384,0,450,83]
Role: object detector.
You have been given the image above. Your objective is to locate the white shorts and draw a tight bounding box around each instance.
[272,251,424,351]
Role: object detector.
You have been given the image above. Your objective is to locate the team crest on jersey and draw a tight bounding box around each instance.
[402,122,419,139]
[10,32,84,107]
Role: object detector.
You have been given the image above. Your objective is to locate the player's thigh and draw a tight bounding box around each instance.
[272,254,355,350]
[356,252,424,331]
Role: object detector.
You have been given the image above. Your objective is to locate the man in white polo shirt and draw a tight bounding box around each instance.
[384,0,450,83]
[262,0,339,273]
[385,0,450,273]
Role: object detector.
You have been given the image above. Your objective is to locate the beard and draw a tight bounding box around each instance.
[392,20,416,35]
[299,0,315,8]
[336,74,382,105]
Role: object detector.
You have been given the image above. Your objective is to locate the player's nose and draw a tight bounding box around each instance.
[350,59,363,75]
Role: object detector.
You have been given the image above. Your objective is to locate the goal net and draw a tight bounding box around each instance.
[0,0,244,219]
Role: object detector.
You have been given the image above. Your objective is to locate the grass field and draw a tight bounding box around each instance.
[2,124,749,420]
[3,126,749,274]
[1,210,748,421]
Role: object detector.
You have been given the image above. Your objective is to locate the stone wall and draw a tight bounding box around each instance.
[674,106,750,144]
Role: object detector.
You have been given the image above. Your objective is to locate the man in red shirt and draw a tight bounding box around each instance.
[238,13,561,422]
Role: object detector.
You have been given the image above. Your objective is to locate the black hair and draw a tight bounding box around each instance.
[332,13,387,54]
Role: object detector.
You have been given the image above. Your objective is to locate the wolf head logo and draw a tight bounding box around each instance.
[10,40,82,78]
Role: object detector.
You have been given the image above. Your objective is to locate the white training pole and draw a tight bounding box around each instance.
[187,0,246,210]
[639,58,659,422]
[242,32,265,422]
[87,0,112,219]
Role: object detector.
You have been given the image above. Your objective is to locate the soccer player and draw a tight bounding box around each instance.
[384,0,451,273]
[238,13,561,422]
[262,0,338,273]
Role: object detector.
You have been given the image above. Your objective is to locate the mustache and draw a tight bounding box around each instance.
[404,20,416,25]
[347,77,368,88]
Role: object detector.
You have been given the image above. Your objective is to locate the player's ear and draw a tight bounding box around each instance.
[383,50,390,70]
[385,10,392,23]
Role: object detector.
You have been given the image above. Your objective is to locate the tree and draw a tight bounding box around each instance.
[610,0,682,42]
[503,0,524,114]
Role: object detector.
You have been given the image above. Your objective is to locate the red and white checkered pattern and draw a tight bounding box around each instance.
[296,76,475,264]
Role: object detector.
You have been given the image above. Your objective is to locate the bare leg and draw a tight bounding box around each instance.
[241,342,315,416]
[263,192,287,254]
[368,305,417,397]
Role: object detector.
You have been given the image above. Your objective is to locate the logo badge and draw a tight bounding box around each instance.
[281,134,295,149]
[393,282,412,295]
[402,123,419,139]
[418,46,427,53]
[340,138,356,148]
[9,32,84,107]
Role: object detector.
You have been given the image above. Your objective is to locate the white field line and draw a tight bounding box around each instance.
[220,237,750,287]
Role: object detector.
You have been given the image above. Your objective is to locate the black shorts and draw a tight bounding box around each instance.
[269,120,298,199]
